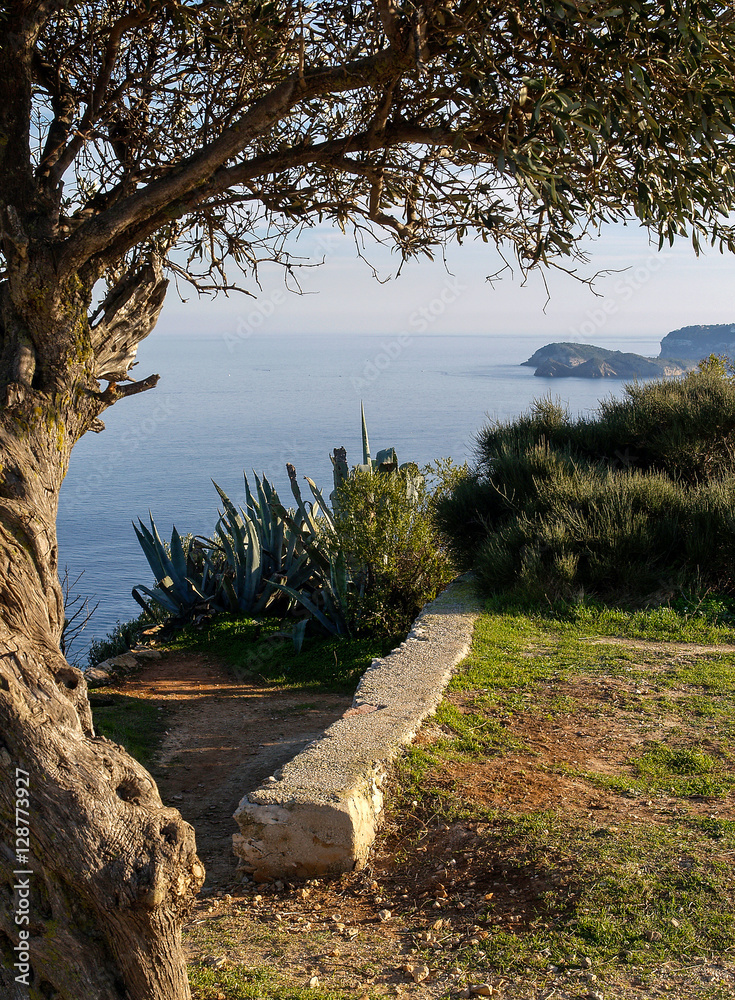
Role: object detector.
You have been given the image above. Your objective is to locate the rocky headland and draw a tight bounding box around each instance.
[522,342,693,379]
[658,323,735,359]
[523,323,735,378]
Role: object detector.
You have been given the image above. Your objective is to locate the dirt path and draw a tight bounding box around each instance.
[106,652,352,886]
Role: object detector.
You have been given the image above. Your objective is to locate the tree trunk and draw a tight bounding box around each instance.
[0,261,203,998]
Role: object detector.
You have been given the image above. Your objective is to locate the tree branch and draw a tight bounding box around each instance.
[34,48,78,194]
[94,372,160,406]
[373,0,406,49]
[0,11,39,226]
[82,119,504,271]
[90,257,168,380]
[59,46,414,274]
[49,10,156,185]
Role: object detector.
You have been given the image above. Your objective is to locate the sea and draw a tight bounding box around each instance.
[57,330,662,657]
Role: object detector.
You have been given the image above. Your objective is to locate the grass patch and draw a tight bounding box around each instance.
[535,821,735,968]
[573,742,735,800]
[659,656,735,694]
[635,742,723,780]
[390,798,735,977]
[486,593,735,645]
[447,611,565,697]
[386,593,735,983]
[189,964,362,999]
[166,613,399,693]
[685,816,735,847]
[90,693,168,770]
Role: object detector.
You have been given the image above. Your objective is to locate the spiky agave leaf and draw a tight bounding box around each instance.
[304,477,337,534]
[132,515,223,619]
[270,579,349,636]
[133,515,177,584]
[132,583,180,617]
[213,481,267,614]
[361,400,371,466]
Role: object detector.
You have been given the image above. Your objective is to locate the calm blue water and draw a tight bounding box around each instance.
[57,331,661,654]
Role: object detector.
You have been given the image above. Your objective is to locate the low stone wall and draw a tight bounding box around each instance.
[232,576,483,881]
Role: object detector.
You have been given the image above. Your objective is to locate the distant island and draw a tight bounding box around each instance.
[523,323,735,378]
[522,343,694,379]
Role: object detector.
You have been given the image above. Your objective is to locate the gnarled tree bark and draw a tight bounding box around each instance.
[0,253,203,999]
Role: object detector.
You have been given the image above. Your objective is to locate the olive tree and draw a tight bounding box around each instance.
[1,1,734,997]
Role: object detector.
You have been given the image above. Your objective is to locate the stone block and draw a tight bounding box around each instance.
[232,576,483,880]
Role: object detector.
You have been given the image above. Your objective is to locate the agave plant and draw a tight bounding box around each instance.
[132,517,222,619]
[133,473,326,624]
[267,469,352,635]
[211,476,316,614]
[242,472,314,591]
[210,482,271,615]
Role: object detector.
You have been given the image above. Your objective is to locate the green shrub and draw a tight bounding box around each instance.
[330,466,455,636]
[437,365,735,603]
[474,361,735,485]
[431,469,492,567]
[278,412,459,638]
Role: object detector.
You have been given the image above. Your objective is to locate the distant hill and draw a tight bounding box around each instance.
[522,342,693,379]
[659,323,735,360]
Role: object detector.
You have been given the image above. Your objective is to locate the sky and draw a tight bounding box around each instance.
[156,219,735,352]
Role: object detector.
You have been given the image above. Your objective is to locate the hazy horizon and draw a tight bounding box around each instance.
[153,220,735,348]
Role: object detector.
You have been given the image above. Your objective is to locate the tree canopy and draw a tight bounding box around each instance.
[4,0,735,305]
